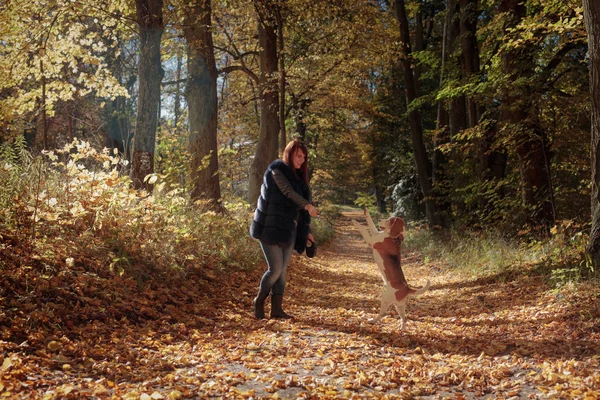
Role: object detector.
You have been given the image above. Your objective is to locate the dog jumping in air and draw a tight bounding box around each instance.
[352,211,430,329]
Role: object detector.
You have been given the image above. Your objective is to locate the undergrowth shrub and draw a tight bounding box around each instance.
[155,126,192,192]
[404,221,593,286]
[311,201,340,244]
[0,139,262,284]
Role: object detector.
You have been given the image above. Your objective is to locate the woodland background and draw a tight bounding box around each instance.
[1,0,599,283]
[1,0,600,397]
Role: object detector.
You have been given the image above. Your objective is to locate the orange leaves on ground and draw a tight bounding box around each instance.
[2,211,600,398]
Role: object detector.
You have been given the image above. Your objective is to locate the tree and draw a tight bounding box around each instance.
[105,41,137,160]
[498,0,555,230]
[0,0,129,147]
[276,3,287,156]
[393,0,444,228]
[131,0,164,190]
[182,0,222,211]
[247,0,280,205]
[584,0,600,267]
[459,0,481,128]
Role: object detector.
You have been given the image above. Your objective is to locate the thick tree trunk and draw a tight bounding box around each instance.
[183,0,222,211]
[131,0,163,190]
[393,0,443,228]
[584,0,600,267]
[248,2,280,205]
[500,0,554,230]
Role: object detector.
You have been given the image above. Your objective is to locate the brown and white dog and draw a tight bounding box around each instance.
[352,211,430,329]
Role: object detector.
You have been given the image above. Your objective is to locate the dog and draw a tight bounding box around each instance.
[352,211,430,329]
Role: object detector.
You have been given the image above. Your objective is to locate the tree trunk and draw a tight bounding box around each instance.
[584,0,600,267]
[457,0,507,204]
[174,47,183,126]
[105,43,134,162]
[393,0,443,228]
[459,0,480,128]
[295,99,309,141]
[248,2,280,205]
[276,4,286,156]
[106,96,129,156]
[40,59,48,150]
[435,0,465,223]
[413,9,424,97]
[183,0,222,211]
[67,103,73,141]
[446,0,467,138]
[500,0,554,230]
[131,0,163,191]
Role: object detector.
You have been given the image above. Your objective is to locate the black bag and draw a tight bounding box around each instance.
[306,239,317,258]
[294,210,310,254]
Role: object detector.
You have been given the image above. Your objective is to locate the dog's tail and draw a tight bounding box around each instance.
[409,279,430,297]
[393,280,431,302]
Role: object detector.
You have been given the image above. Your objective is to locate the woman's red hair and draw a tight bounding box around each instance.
[282,139,309,185]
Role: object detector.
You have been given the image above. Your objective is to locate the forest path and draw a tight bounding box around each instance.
[175,211,600,399]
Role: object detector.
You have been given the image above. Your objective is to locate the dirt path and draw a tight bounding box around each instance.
[168,211,600,399]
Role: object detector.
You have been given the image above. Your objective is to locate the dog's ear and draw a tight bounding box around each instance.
[389,218,405,239]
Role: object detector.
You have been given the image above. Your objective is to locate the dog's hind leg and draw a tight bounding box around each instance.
[369,289,394,323]
[369,298,391,323]
[394,303,407,330]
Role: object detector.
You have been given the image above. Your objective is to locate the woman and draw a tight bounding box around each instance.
[250,139,318,319]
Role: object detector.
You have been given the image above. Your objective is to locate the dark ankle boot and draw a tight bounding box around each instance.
[253,290,269,319]
[270,294,293,319]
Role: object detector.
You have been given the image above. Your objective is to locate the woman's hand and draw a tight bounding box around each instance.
[305,203,318,217]
[307,233,314,246]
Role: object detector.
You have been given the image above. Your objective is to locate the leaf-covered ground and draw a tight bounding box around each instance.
[2,211,600,399]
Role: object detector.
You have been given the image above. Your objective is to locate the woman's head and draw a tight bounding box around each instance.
[282,139,309,184]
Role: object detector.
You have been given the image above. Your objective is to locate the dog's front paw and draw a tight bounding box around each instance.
[351,220,362,229]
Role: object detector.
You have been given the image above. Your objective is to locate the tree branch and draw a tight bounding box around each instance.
[162,78,187,86]
[218,65,259,83]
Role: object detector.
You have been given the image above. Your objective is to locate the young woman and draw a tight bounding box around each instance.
[249,140,318,319]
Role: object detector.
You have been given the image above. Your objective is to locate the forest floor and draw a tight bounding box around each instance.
[2,211,600,399]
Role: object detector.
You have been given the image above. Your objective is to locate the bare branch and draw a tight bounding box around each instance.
[218,65,259,84]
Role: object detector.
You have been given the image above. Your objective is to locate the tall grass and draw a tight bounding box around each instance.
[403,221,593,286]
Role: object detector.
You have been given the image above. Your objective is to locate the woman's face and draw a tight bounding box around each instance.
[292,149,306,169]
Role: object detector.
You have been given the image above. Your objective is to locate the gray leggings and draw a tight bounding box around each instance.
[258,232,296,296]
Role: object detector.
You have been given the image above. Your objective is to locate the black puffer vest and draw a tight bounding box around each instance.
[250,160,311,247]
